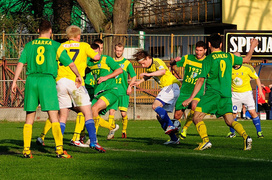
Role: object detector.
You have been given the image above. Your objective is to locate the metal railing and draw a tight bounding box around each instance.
[0,32,263,108]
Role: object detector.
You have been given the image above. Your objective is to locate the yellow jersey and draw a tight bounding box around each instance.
[56,40,98,85]
[232,64,258,93]
[146,58,181,88]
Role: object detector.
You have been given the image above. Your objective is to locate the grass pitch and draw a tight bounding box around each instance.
[1,119,272,179]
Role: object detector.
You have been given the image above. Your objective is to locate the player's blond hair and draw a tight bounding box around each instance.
[66,25,81,38]
[115,43,124,49]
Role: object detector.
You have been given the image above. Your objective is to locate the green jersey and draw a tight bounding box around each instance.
[19,37,72,78]
[177,54,205,95]
[199,51,243,97]
[114,57,136,96]
[87,55,121,95]
[84,57,95,87]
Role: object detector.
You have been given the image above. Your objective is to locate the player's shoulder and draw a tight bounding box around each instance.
[102,55,114,62]
[186,54,195,59]
[242,64,255,72]
[153,58,164,64]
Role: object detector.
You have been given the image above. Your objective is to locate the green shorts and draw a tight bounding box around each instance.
[85,84,95,101]
[175,93,201,111]
[92,89,118,109]
[111,95,130,112]
[195,90,232,118]
[24,74,59,112]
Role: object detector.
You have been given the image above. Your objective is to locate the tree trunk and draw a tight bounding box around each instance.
[77,0,131,56]
[112,0,131,47]
[77,0,111,33]
[52,0,73,33]
[77,0,113,55]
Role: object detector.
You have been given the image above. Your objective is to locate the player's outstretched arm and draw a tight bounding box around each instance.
[98,67,123,84]
[12,62,24,93]
[127,76,137,95]
[143,69,166,77]
[182,77,205,107]
[243,38,258,63]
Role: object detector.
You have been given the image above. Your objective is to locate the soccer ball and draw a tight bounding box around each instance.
[171,119,181,131]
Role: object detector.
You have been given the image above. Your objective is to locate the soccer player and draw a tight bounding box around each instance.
[170,41,207,140]
[11,20,81,158]
[70,39,103,145]
[227,52,264,138]
[132,49,181,144]
[182,33,258,150]
[88,43,123,138]
[107,43,137,139]
[54,25,106,152]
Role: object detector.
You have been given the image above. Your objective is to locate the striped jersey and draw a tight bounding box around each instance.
[114,57,137,96]
[87,55,121,95]
[177,54,205,95]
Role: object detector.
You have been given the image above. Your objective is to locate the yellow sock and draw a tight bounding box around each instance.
[195,121,209,143]
[99,116,112,130]
[23,124,32,154]
[232,121,248,139]
[93,116,100,133]
[51,122,63,154]
[72,112,85,141]
[80,126,86,139]
[122,115,128,133]
[108,115,115,129]
[183,110,194,130]
[40,119,52,141]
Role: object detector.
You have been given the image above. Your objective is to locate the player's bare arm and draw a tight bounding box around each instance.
[11,62,24,93]
[127,76,137,95]
[182,77,205,107]
[68,62,82,88]
[131,78,145,86]
[92,53,100,61]
[256,78,265,100]
[97,67,123,84]
[243,38,259,63]
[141,69,166,78]
[170,56,181,66]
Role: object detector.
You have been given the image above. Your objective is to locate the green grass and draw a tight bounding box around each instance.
[1,119,272,179]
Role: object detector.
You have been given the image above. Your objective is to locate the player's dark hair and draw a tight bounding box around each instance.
[93,39,103,44]
[196,41,207,49]
[91,43,100,50]
[39,19,52,34]
[208,33,222,48]
[133,49,150,61]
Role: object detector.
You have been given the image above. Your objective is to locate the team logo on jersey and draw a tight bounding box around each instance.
[233,77,243,86]
[121,64,124,68]
[191,72,198,79]
[158,65,164,70]
[98,64,101,68]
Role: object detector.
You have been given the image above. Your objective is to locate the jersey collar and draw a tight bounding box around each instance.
[114,57,125,62]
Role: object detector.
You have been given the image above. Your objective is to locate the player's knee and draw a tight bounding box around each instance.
[152,104,158,110]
